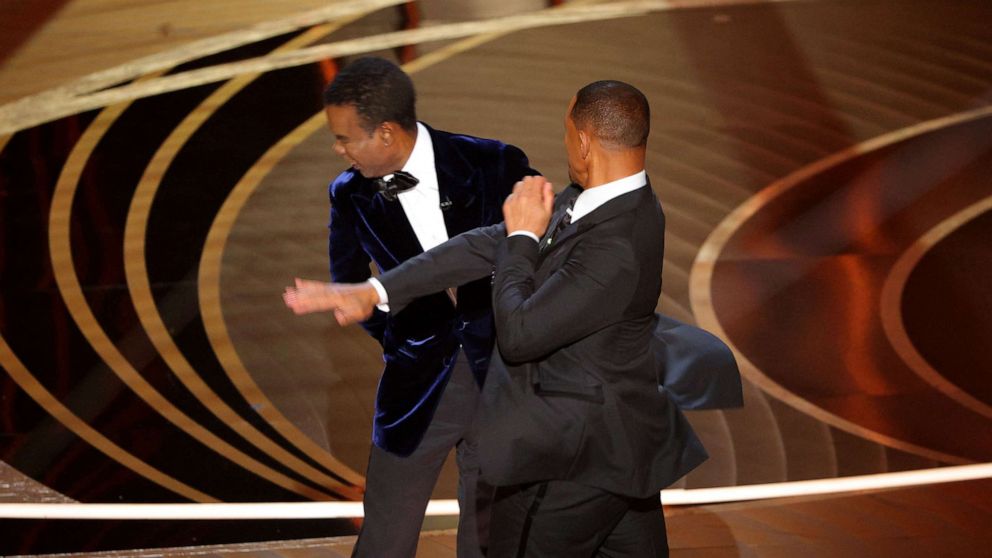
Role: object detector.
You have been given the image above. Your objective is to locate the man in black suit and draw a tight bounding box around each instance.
[289,80,706,556]
[308,57,536,557]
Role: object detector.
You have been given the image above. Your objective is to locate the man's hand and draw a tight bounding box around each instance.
[503,175,553,237]
[283,279,379,326]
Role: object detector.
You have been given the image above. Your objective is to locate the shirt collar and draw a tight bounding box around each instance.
[569,170,647,223]
[390,122,436,192]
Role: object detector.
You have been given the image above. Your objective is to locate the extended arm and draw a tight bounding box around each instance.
[287,171,549,322]
[377,223,505,312]
[285,223,504,321]
[380,173,553,311]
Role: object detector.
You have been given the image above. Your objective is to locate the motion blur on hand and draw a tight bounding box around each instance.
[283,279,379,326]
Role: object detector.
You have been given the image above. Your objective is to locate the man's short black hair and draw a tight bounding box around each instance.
[323,57,417,134]
[571,80,650,149]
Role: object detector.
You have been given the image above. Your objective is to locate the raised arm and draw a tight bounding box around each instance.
[374,143,540,309]
[493,231,639,363]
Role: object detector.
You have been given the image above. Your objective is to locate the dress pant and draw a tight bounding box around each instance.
[352,351,489,558]
[487,480,668,558]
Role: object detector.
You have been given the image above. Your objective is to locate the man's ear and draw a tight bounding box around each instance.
[378,122,394,146]
[578,129,591,159]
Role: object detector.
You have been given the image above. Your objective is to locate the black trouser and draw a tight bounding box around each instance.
[352,352,490,558]
[488,480,668,558]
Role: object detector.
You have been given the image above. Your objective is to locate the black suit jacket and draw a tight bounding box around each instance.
[380,182,709,497]
[328,124,536,456]
[654,313,743,410]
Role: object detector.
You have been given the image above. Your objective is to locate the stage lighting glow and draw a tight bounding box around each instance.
[0,462,989,519]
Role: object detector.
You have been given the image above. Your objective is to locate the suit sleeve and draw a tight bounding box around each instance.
[493,233,639,363]
[328,189,387,342]
[377,223,505,313]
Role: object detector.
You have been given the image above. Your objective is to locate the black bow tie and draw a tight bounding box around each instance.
[374,171,419,201]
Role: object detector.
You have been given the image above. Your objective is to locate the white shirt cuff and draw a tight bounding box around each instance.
[367,278,390,312]
[508,230,540,243]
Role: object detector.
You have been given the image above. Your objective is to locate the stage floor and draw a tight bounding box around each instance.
[1,0,991,555]
[29,478,992,557]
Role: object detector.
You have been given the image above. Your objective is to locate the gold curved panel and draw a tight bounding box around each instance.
[0,0,801,135]
[197,110,368,487]
[0,335,215,502]
[50,78,332,502]
[879,196,992,420]
[690,105,992,465]
[0,0,410,135]
[11,94,223,502]
[124,22,365,497]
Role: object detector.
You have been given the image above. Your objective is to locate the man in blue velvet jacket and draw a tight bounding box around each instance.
[318,57,536,557]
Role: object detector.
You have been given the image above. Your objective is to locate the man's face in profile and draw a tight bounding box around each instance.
[564,96,586,187]
[325,103,392,178]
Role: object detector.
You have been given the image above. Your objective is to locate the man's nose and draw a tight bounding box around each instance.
[333,142,346,157]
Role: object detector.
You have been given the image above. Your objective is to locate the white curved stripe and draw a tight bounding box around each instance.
[1,463,989,519]
[879,195,992,420]
[661,461,992,505]
[0,0,811,135]
[691,104,992,464]
[67,0,408,96]
[0,0,409,131]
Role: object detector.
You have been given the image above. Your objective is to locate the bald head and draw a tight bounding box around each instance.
[569,80,650,150]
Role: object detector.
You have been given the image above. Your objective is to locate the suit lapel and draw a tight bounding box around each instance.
[430,125,484,237]
[542,183,654,256]
[537,186,580,253]
[350,180,423,266]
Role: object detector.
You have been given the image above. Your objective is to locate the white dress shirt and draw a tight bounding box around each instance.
[368,123,447,308]
[569,170,647,223]
[509,170,648,242]
[395,122,448,251]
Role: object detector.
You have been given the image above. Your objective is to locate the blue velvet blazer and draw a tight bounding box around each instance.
[328,124,536,456]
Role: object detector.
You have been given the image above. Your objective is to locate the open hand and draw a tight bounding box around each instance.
[283,279,379,326]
